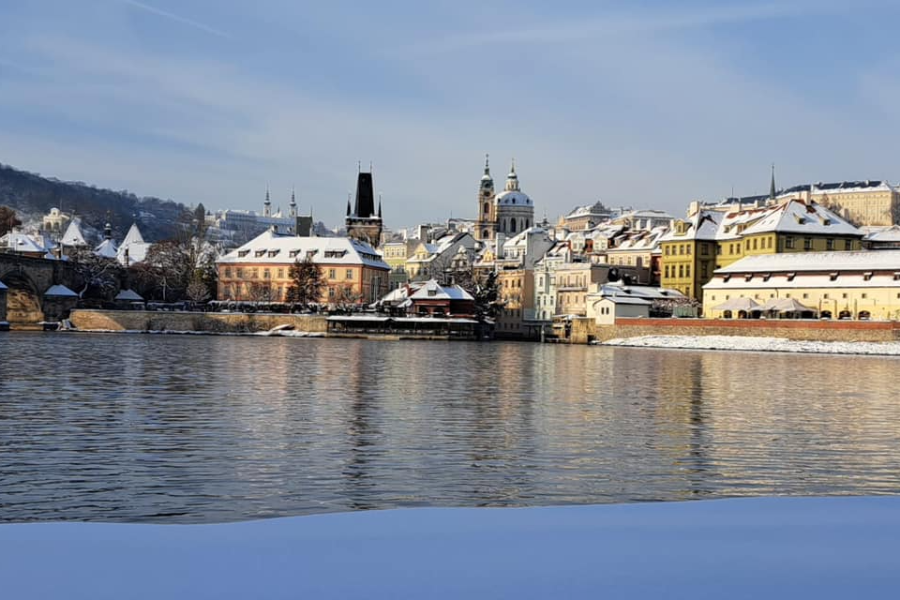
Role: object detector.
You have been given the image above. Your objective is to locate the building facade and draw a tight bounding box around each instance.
[703,251,900,321]
[216,230,389,305]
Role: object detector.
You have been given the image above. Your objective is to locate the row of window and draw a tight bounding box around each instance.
[223,267,356,280]
[711,292,900,302]
[665,237,855,256]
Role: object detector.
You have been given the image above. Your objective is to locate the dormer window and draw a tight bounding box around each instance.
[268,250,280,258]
[786,272,796,282]
[863,272,873,281]
[238,250,250,258]
[289,250,300,258]
[744,274,753,282]
[829,272,839,281]
[762,273,771,282]
[255,250,266,258]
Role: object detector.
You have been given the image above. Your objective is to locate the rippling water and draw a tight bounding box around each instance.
[1,332,899,523]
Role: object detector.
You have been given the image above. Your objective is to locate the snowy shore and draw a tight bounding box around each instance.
[601,334,900,355]
[1,497,898,599]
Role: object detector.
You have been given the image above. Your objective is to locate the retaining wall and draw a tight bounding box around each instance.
[589,317,900,344]
[70,309,328,334]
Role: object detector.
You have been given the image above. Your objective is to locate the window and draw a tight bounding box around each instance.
[803,238,812,251]
[277,268,284,279]
[829,272,839,281]
[289,250,300,258]
[328,269,336,279]
[255,250,266,258]
[844,239,853,250]
[863,272,873,282]
[701,243,708,256]
[238,250,250,258]
[685,265,691,278]
[236,268,243,278]
[224,268,231,278]
[678,265,684,278]
[823,293,829,299]
[802,293,808,299]
[346,269,353,280]
[268,250,280,258]
[862,293,868,299]
[328,287,335,298]
[786,237,795,249]
[686,245,691,255]
[263,269,271,279]
[826,239,834,251]
[842,293,848,299]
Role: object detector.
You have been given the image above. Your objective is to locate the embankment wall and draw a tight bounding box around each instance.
[70,309,328,334]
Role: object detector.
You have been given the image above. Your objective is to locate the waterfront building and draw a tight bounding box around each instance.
[659,209,723,301]
[496,268,535,336]
[702,250,900,320]
[407,280,476,317]
[474,156,535,241]
[586,283,689,325]
[216,229,389,305]
[345,170,383,247]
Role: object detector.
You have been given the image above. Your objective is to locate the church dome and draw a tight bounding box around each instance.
[495,190,532,206]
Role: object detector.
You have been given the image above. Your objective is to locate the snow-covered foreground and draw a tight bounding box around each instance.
[2,498,898,599]
[602,334,900,355]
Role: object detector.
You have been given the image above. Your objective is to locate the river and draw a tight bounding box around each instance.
[1,332,899,523]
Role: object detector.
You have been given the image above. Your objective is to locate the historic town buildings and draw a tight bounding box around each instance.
[703,251,900,321]
[216,230,389,305]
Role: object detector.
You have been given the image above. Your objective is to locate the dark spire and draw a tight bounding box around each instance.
[378,194,383,219]
[346,193,352,216]
[354,170,376,218]
[769,164,777,200]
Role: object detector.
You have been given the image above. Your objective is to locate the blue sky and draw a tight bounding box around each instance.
[1,0,899,228]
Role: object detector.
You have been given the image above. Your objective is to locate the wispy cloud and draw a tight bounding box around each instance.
[398,1,872,54]
[112,0,231,39]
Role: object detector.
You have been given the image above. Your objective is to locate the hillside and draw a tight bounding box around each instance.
[0,162,191,243]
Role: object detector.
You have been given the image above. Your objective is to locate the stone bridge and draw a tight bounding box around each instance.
[0,253,82,328]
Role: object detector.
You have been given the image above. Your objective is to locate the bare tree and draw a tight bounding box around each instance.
[285,256,324,309]
[68,247,123,299]
[0,206,22,237]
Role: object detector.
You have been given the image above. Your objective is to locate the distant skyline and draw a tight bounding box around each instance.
[2,0,900,228]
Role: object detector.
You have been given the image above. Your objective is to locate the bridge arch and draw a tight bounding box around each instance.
[0,269,44,326]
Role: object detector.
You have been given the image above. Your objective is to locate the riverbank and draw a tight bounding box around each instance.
[602,334,900,355]
[1,497,897,599]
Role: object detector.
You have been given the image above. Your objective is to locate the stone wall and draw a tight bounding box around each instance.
[70,309,328,334]
[592,317,900,343]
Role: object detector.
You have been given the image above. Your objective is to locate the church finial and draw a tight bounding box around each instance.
[510,157,516,175]
[769,163,777,201]
[358,160,361,173]
[484,153,490,175]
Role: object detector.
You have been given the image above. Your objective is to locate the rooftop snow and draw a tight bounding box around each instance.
[218,230,389,270]
[716,250,900,274]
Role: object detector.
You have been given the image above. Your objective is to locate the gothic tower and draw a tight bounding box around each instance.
[345,168,383,247]
[474,154,496,241]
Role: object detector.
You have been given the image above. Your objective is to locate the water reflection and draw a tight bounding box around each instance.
[1,333,899,523]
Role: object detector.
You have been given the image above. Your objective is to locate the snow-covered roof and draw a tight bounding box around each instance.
[495,190,532,206]
[60,220,87,246]
[44,284,77,297]
[121,223,145,246]
[740,200,859,237]
[659,210,723,243]
[114,289,144,301]
[565,201,611,219]
[598,296,652,306]
[863,226,900,243]
[811,180,896,195]
[715,250,900,274]
[95,238,119,259]
[409,280,474,301]
[608,226,668,252]
[218,230,389,270]
[590,282,686,300]
[1,230,47,253]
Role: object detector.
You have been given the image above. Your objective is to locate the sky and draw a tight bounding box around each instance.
[1,0,899,229]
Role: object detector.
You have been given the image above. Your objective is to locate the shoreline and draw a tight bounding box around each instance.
[600,334,900,356]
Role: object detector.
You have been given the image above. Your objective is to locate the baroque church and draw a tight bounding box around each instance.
[474,155,535,241]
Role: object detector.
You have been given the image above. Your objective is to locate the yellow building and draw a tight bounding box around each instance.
[217,229,390,305]
[659,210,723,301]
[703,251,900,320]
[496,268,535,337]
[714,199,862,270]
[661,200,863,302]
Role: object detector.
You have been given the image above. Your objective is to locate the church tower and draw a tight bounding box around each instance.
[263,187,272,217]
[345,167,383,247]
[474,154,496,241]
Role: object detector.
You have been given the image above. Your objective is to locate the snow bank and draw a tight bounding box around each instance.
[602,334,900,356]
[1,497,898,599]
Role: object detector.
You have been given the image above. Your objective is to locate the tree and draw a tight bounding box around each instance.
[0,205,22,237]
[186,279,211,304]
[285,256,324,309]
[332,284,365,311]
[246,281,274,303]
[141,232,217,302]
[68,247,124,299]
